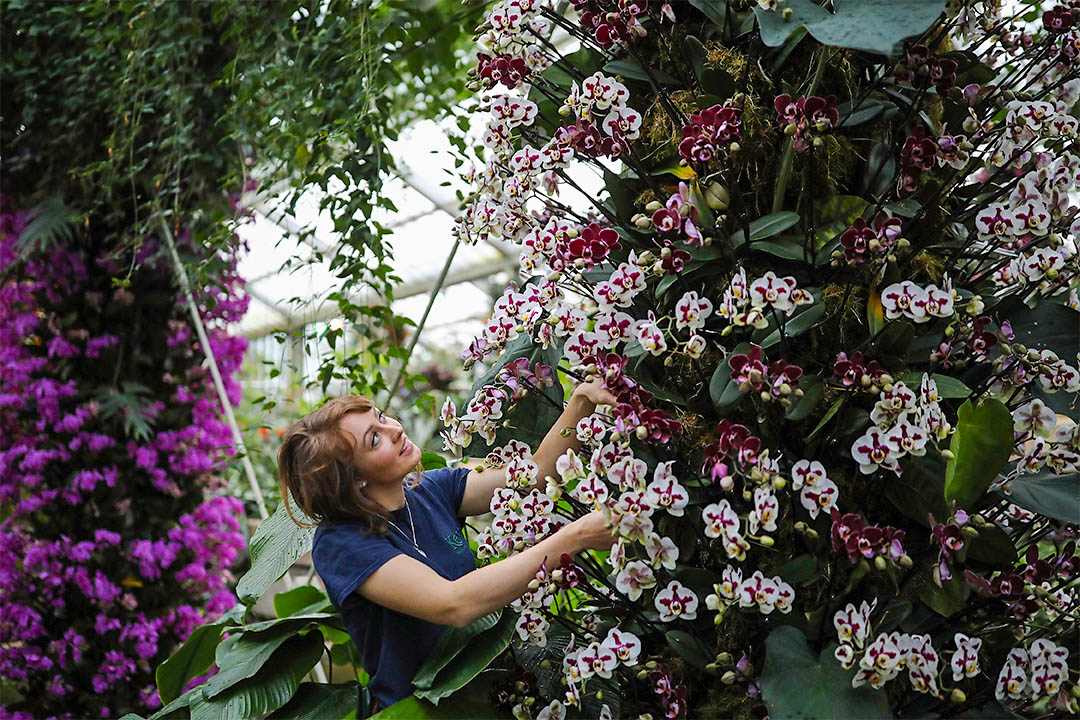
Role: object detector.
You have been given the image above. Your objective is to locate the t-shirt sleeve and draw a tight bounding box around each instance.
[311,525,403,609]
[422,465,472,518]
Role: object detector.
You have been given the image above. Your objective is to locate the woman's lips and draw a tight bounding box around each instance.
[400,437,410,455]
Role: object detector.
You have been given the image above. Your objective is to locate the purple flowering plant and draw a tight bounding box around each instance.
[0,204,250,719]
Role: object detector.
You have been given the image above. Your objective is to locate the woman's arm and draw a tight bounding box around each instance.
[457,378,618,516]
[355,510,613,627]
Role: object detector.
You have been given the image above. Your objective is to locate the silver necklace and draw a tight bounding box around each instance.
[384,490,427,558]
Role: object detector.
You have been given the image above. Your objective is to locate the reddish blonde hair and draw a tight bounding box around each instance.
[277,395,422,535]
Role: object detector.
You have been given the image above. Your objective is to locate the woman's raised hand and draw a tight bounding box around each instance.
[565,509,616,553]
[571,376,619,407]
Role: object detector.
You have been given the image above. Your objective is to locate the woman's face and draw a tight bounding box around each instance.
[338,407,420,487]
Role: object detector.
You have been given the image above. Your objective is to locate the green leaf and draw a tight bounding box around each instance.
[762,304,826,349]
[274,586,332,619]
[785,376,824,422]
[761,626,892,719]
[190,631,326,720]
[156,604,246,705]
[413,612,503,689]
[917,571,969,617]
[202,631,298,699]
[753,239,807,261]
[413,613,515,704]
[965,523,1017,566]
[774,555,818,585]
[666,631,712,671]
[1003,471,1080,525]
[808,397,845,440]
[945,399,1014,510]
[240,613,339,636]
[901,373,972,399]
[689,0,727,26]
[993,300,1079,361]
[601,60,679,86]
[371,682,498,720]
[730,211,800,246]
[754,0,831,48]
[886,450,949,528]
[236,499,316,605]
[709,342,749,409]
[836,99,887,127]
[267,681,359,720]
[157,624,226,706]
[755,0,948,56]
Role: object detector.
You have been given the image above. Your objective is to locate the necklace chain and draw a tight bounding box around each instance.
[384,489,427,558]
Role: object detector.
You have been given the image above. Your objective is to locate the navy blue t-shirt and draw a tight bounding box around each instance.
[311,466,477,711]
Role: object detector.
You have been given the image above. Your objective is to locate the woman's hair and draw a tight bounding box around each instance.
[277,395,422,535]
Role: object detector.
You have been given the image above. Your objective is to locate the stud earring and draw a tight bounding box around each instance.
[361,480,367,487]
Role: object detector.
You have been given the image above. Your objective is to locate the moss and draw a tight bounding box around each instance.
[696,688,759,720]
[909,249,946,282]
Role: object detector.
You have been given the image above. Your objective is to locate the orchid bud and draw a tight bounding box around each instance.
[874,555,887,571]
[717,652,732,665]
[729,141,741,153]
[782,7,793,19]
[637,669,649,680]
[652,260,665,275]
[961,526,979,539]
[645,201,663,212]
[637,251,655,264]
[634,215,653,229]
[962,116,978,133]
[950,689,967,703]
[636,425,648,439]
[646,660,658,670]
[805,528,820,540]
[721,671,737,685]
[611,431,622,443]
[774,477,787,490]
[760,391,772,402]
[760,535,775,547]
[784,123,798,136]
[742,489,753,502]
[940,449,955,461]
[794,521,808,533]
[899,554,913,568]
[528,578,540,591]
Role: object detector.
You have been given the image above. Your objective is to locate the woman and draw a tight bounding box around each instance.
[277,378,617,717]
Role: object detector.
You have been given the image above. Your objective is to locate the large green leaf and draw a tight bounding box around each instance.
[266,681,359,720]
[372,678,498,719]
[413,612,503,689]
[901,373,972,399]
[730,211,800,246]
[274,586,332,619]
[1003,471,1080,525]
[666,630,712,671]
[240,612,340,636]
[755,0,947,56]
[601,59,680,85]
[994,300,1079,360]
[944,399,1013,510]
[236,499,316,605]
[761,626,892,719]
[761,303,826,349]
[886,450,948,527]
[413,612,515,704]
[709,342,750,409]
[189,630,326,720]
[202,631,298,699]
[156,603,246,705]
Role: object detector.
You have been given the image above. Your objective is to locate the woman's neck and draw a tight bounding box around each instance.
[368,482,407,514]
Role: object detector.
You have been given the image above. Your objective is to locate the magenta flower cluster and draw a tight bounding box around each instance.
[0,200,250,720]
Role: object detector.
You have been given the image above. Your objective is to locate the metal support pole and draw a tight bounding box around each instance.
[161,219,270,521]
[381,237,461,410]
[162,220,327,683]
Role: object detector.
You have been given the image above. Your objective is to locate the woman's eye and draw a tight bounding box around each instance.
[372,432,378,447]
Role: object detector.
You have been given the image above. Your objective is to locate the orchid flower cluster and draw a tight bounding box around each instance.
[446,1,1079,718]
[0,204,249,719]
